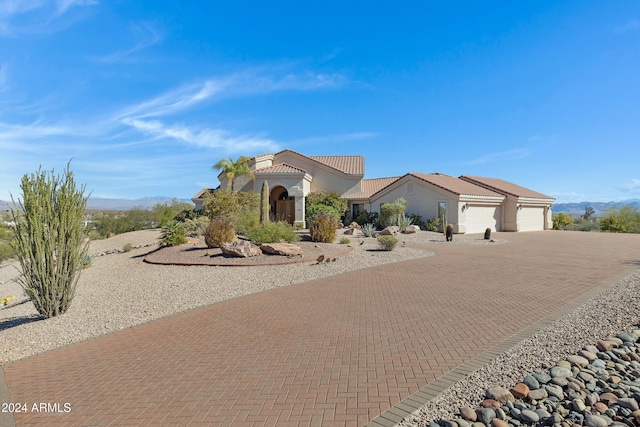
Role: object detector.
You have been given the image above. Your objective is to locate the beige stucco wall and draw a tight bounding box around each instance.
[274,152,362,197]
[252,174,311,227]
[369,177,462,232]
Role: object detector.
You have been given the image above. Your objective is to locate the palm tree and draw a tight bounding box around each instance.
[213,156,254,190]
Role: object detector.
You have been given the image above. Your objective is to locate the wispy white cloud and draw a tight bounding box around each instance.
[0,0,96,36]
[620,178,640,194]
[92,21,162,63]
[465,147,532,165]
[123,118,279,153]
[614,19,640,35]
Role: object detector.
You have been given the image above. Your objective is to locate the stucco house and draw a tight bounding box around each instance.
[193,149,555,233]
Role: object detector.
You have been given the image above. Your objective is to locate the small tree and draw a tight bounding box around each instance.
[11,164,89,319]
[552,212,574,230]
[582,206,595,221]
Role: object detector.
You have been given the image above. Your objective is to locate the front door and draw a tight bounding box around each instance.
[270,186,295,224]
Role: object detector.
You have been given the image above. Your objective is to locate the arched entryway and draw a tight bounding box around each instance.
[270,186,295,224]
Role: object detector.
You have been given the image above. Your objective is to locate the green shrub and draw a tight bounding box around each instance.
[380,198,408,228]
[80,253,94,269]
[203,189,259,218]
[182,216,209,237]
[152,199,195,228]
[377,235,398,251]
[122,243,133,252]
[11,164,89,319]
[309,213,339,243]
[305,190,348,221]
[160,220,187,247]
[305,204,340,224]
[600,206,640,233]
[234,210,260,236]
[397,213,413,232]
[339,237,350,244]
[244,221,300,244]
[424,217,441,232]
[575,220,600,232]
[204,216,236,248]
[361,223,377,237]
[0,225,16,263]
[354,210,378,227]
[552,212,574,230]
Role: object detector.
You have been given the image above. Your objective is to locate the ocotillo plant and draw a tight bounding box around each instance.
[260,180,269,224]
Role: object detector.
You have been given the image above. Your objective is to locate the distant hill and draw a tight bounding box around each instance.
[553,199,640,217]
[1,197,192,211]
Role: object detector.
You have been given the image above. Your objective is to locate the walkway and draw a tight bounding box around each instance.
[3,231,640,426]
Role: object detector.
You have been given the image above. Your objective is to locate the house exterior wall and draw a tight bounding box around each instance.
[369,177,462,232]
[252,175,311,227]
[274,152,362,197]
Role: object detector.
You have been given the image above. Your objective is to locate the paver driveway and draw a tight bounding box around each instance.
[3,231,640,426]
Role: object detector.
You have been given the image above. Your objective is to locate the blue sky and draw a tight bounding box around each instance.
[1,1,639,203]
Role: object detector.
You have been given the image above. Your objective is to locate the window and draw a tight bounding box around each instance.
[352,203,364,217]
[438,201,447,221]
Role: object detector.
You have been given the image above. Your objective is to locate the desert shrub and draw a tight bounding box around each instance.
[574,220,600,232]
[122,243,133,252]
[160,220,187,247]
[305,204,340,224]
[80,253,93,269]
[182,216,209,237]
[152,199,195,228]
[407,213,425,229]
[600,206,640,233]
[552,213,574,230]
[354,210,378,227]
[91,208,156,238]
[305,190,348,220]
[0,224,16,263]
[11,164,89,319]
[235,210,261,236]
[203,189,259,218]
[339,237,350,244]
[309,213,339,243]
[377,235,398,251]
[361,223,376,237]
[380,198,408,228]
[244,221,299,244]
[397,213,413,232]
[424,217,441,232]
[204,216,236,248]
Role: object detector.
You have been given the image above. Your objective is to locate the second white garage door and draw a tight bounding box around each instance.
[465,206,500,233]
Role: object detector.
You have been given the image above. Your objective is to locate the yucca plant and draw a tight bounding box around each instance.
[398,214,413,232]
[11,164,89,319]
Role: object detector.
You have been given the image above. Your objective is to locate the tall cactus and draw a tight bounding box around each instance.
[260,180,269,224]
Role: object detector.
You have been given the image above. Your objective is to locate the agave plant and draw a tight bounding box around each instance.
[361,223,377,237]
[398,214,413,232]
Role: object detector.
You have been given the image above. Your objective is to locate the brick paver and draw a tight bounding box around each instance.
[3,231,640,426]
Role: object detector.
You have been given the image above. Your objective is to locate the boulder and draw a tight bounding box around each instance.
[485,387,515,404]
[402,225,420,234]
[511,383,530,399]
[259,243,304,257]
[350,222,361,229]
[220,240,262,258]
[344,228,355,235]
[380,226,400,235]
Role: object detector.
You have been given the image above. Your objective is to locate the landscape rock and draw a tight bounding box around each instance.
[350,222,361,229]
[402,225,420,234]
[511,383,530,399]
[520,410,539,423]
[585,414,609,427]
[343,228,355,235]
[460,407,478,421]
[380,226,400,235]
[259,243,304,257]
[220,240,262,258]
[475,408,496,425]
[485,387,515,404]
[567,355,589,368]
[527,388,548,401]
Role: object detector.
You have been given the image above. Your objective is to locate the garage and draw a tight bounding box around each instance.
[465,205,501,234]
[517,206,545,231]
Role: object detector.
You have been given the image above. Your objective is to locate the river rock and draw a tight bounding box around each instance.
[475,408,496,425]
[545,384,565,400]
[511,383,530,399]
[460,407,478,421]
[598,341,618,352]
[579,350,598,361]
[480,399,501,410]
[584,414,609,427]
[520,410,539,423]
[485,387,515,404]
[380,226,400,235]
[490,419,509,427]
[593,402,608,413]
[567,355,590,368]
[550,366,572,378]
[617,397,639,411]
[527,388,548,401]
[533,372,551,384]
[523,375,540,390]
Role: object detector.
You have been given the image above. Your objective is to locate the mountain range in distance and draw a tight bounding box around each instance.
[552,199,640,217]
[2,196,639,216]
[0,196,193,211]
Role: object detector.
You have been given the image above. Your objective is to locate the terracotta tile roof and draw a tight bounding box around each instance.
[308,155,364,176]
[409,173,504,197]
[254,163,307,174]
[344,177,401,199]
[460,176,555,200]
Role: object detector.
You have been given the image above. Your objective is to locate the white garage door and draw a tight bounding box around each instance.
[518,207,545,231]
[466,206,500,234]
